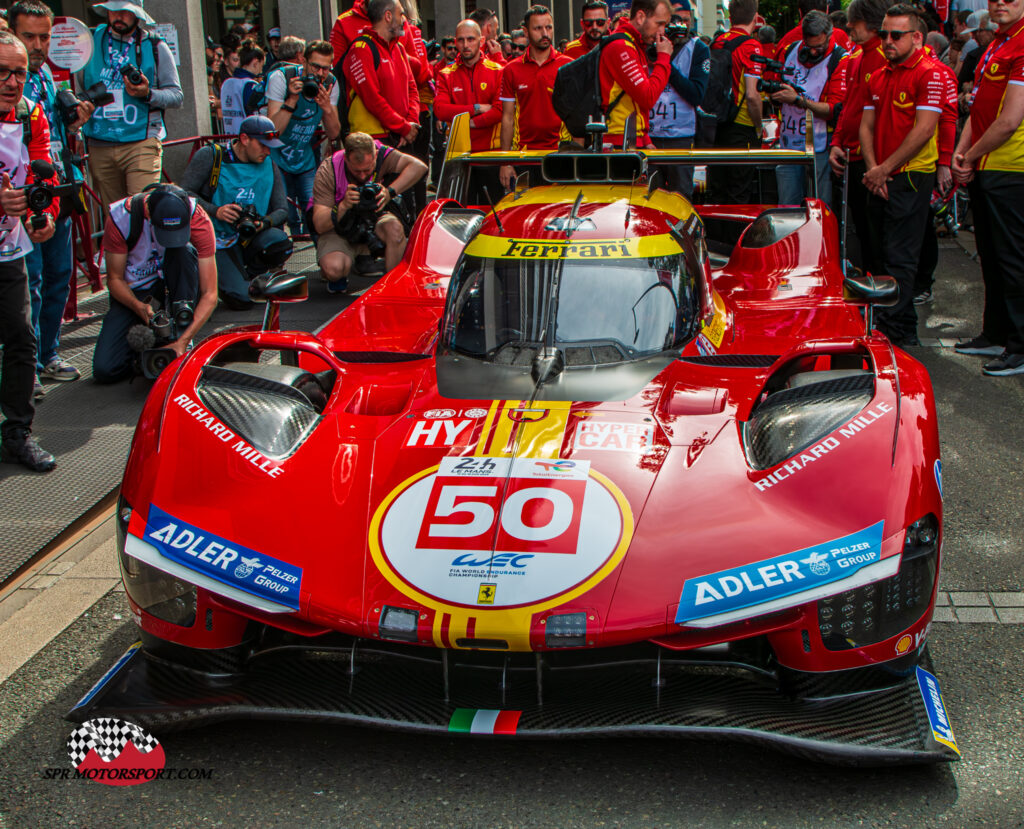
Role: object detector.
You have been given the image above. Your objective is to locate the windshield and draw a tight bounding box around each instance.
[443,253,700,365]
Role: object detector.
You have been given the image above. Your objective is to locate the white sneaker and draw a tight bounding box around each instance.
[41,357,81,382]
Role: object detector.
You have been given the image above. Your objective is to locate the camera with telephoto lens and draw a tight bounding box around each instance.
[17,160,79,230]
[233,204,263,240]
[56,82,114,127]
[757,77,806,96]
[120,63,145,87]
[127,299,195,379]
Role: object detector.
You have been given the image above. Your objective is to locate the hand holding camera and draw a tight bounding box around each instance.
[120,63,150,99]
[0,161,77,239]
[56,82,112,128]
[232,204,265,240]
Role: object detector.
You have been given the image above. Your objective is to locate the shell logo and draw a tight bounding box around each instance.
[895,633,913,655]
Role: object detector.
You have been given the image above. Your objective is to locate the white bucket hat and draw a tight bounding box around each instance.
[92,0,156,27]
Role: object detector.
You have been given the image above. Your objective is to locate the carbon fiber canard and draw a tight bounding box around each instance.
[68,639,960,766]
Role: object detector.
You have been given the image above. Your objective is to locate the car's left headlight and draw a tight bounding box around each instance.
[743,374,874,471]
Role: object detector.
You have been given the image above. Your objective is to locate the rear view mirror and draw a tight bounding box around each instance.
[249,272,308,303]
[843,271,899,307]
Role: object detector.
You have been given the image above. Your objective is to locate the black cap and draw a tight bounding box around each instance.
[147,185,192,249]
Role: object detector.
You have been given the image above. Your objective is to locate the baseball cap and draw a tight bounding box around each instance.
[962,11,987,34]
[239,115,285,148]
[147,186,192,249]
[268,27,281,39]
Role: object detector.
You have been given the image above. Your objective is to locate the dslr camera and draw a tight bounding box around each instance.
[17,160,79,230]
[56,82,114,126]
[127,299,195,379]
[337,181,386,256]
[233,204,263,240]
[664,23,689,40]
[120,63,145,87]
[751,53,804,96]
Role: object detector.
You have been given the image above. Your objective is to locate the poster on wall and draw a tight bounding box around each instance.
[48,17,93,73]
[151,23,181,66]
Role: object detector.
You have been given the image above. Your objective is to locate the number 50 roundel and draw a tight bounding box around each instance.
[370,457,634,610]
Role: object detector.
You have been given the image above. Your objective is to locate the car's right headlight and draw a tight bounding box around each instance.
[743,374,874,471]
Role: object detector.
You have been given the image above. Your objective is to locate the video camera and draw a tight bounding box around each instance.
[127,298,195,380]
[56,82,114,127]
[17,160,79,230]
[751,54,805,96]
[233,204,263,240]
[120,63,145,87]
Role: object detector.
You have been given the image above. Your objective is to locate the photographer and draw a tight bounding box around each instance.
[649,7,710,197]
[11,1,93,388]
[310,131,425,293]
[266,37,342,236]
[0,32,57,472]
[769,10,846,205]
[78,0,182,210]
[93,184,217,384]
[220,39,266,135]
[180,116,290,311]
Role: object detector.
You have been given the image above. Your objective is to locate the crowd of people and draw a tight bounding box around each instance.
[1,0,1023,476]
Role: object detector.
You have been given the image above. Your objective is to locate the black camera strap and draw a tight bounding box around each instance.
[125,194,147,253]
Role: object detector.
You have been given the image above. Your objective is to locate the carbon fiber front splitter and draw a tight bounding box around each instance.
[68,641,960,766]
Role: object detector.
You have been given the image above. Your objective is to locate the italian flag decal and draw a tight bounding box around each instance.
[448,709,522,734]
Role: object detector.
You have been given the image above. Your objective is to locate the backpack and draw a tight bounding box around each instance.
[551,33,630,139]
[702,34,752,124]
[332,33,382,137]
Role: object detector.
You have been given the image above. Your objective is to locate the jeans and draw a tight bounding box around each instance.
[775,150,832,206]
[93,245,200,384]
[0,257,36,438]
[282,167,317,236]
[26,216,74,373]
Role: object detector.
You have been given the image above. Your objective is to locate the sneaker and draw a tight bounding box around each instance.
[326,278,349,294]
[33,379,45,400]
[954,335,1004,356]
[982,351,1024,376]
[0,429,56,472]
[913,290,933,306]
[41,357,81,382]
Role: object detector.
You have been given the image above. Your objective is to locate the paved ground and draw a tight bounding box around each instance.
[0,235,1021,828]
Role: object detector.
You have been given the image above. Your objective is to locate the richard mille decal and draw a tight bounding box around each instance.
[172,393,284,478]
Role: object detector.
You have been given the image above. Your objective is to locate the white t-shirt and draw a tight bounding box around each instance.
[266,64,341,106]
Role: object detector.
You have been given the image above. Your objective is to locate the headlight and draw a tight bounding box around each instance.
[117,499,197,627]
[196,364,323,460]
[743,375,874,471]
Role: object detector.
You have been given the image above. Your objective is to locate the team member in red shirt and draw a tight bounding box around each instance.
[498,6,572,189]
[827,0,888,273]
[434,20,504,151]
[774,0,852,60]
[563,0,610,60]
[470,8,507,66]
[344,0,420,147]
[598,0,673,148]
[951,0,1024,375]
[859,4,944,347]
[709,0,763,204]
[330,0,371,62]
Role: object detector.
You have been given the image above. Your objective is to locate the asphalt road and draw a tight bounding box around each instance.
[0,238,1022,829]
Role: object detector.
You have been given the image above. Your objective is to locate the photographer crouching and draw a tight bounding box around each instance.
[93,184,217,383]
[310,131,425,293]
[180,115,291,311]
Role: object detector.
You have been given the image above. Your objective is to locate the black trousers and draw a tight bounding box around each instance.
[93,245,200,384]
[845,160,878,275]
[866,170,935,343]
[914,207,939,294]
[650,135,696,198]
[0,257,36,439]
[710,120,758,204]
[969,171,1024,353]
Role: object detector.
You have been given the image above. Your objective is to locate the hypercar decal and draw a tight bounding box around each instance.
[573,421,653,452]
[916,666,959,755]
[144,504,302,610]
[448,709,521,734]
[465,234,683,261]
[675,522,885,624]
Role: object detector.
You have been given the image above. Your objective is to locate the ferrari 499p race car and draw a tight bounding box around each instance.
[71,119,959,765]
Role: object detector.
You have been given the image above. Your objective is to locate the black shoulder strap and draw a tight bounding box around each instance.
[354,34,382,70]
[599,33,632,117]
[827,46,844,77]
[126,195,147,253]
[722,34,752,54]
[14,98,32,146]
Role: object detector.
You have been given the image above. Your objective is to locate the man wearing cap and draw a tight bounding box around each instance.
[180,115,290,311]
[220,40,266,136]
[78,0,182,211]
[93,184,217,383]
[0,31,59,472]
[265,26,282,72]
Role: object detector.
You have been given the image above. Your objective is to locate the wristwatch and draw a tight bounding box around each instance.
[387,186,398,201]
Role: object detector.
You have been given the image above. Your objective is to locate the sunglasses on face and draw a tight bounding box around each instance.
[879,29,912,41]
[513,43,527,51]
[583,18,608,26]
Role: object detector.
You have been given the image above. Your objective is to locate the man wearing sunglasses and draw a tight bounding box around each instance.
[180,115,291,310]
[511,29,528,56]
[858,4,945,347]
[950,0,1024,375]
[564,0,610,60]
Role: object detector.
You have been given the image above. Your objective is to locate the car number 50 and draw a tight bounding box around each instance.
[428,485,574,542]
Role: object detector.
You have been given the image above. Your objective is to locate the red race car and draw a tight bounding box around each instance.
[71,138,958,765]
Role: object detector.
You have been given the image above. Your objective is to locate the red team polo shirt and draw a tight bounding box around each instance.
[499,49,572,150]
[712,29,763,128]
[598,19,671,146]
[434,57,504,151]
[864,49,945,173]
[831,36,887,159]
[563,36,597,61]
[970,18,1024,172]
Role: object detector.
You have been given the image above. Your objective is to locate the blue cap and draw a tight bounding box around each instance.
[239,115,285,148]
